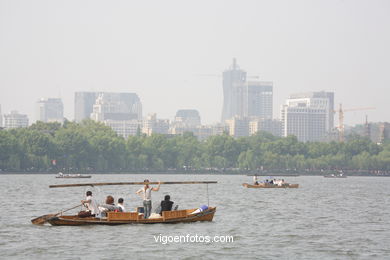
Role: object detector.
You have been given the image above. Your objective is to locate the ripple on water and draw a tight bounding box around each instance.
[0,174,389,259]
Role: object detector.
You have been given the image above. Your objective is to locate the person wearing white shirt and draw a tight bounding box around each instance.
[80,191,100,217]
[117,198,125,212]
[136,179,160,219]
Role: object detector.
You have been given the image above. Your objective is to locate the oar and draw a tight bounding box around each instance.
[31,204,82,225]
[49,181,218,188]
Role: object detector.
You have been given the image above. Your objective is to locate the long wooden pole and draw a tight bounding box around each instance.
[49,181,218,188]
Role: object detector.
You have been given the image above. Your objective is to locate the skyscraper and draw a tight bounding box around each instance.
[90,93,142,121]
[36,98,64,123]
[281,91,334,142]
[221,59,273,122]
[75,92,142,122]
[285,91,334,132]
[246,81,273,119]
[74,92,100,122]
[221,58,247,122]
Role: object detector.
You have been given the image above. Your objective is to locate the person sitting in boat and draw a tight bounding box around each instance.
[160,195,174,215]
[136,179,161,219]
[79,191,100,218]
[99,195,120,216]
[117,198,125,212]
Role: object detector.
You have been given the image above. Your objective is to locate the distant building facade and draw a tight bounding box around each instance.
[221,59,273,123]
[226,117,249,137]
[174,109,201,127]
[249,118,283,137]
[36,98,64,123]
[285,91,334,132]
[74,92,100,122]
[221,58,247,122]
[281,103,327,142]
[104,119,141,139]
[142,114,169,136]
[75,92,142,122]
[246,81,273,119]
[4,111,29,129]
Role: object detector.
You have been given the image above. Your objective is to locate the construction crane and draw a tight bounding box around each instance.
[334,104,375,142]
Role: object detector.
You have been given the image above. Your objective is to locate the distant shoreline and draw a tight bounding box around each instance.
[1,171,389,177]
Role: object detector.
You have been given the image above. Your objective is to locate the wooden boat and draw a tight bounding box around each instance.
[324,174,347,178]
[31,180,217,226]
[55,173,91,178]
[46,207,216,226]
[242,183,299,188]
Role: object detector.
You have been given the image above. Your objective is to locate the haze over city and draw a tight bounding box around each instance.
[0,0,389,125]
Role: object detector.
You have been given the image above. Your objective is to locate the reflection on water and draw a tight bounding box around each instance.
[0,174,389,259]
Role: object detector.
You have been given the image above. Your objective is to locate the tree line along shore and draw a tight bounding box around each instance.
[0,120,389,173]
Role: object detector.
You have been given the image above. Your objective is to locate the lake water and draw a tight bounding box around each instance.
[0,174,389,259]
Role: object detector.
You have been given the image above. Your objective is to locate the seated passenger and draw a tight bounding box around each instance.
[99,195,119,215]
[117,198,125,212]
[160,195,174,215]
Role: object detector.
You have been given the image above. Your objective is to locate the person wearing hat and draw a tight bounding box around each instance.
[136,180,160,219]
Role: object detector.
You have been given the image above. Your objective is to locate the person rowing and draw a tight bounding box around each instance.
[79,191,100,218]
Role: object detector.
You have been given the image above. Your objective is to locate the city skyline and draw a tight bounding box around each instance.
[0,0,389,125]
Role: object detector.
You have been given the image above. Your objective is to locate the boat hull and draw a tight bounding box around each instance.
[323,176,347,178]
[47,207,216,226]
[242,183,299,188]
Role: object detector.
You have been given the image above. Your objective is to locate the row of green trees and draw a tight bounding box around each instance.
[0,120,389,172]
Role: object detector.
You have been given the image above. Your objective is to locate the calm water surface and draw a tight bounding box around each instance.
[0,174,389,259]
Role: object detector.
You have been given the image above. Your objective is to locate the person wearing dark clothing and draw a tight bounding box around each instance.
[160,195,174,215]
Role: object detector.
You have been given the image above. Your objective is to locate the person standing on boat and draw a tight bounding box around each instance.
[253,175,259,185]
[136,180,160,219]
[80,191,100,217]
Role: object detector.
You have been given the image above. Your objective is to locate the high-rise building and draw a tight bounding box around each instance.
[36,98,64,123]
[74,92,99,122]
[221,58,247,122]
[246,81,273,119]
[285,91,334,132]
[75,92,142,122]
[4,111,29,129]
[90,93,141,122]
[281,103,327,142]
[221,59,273,122]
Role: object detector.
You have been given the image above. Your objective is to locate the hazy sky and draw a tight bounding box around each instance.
[0,0,389,126]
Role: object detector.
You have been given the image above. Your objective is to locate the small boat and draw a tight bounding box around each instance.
[242,183,299,188]
[46,207,216,226]
[55,173,91,178]
[31,180,217,226]
[324,173,347,178]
